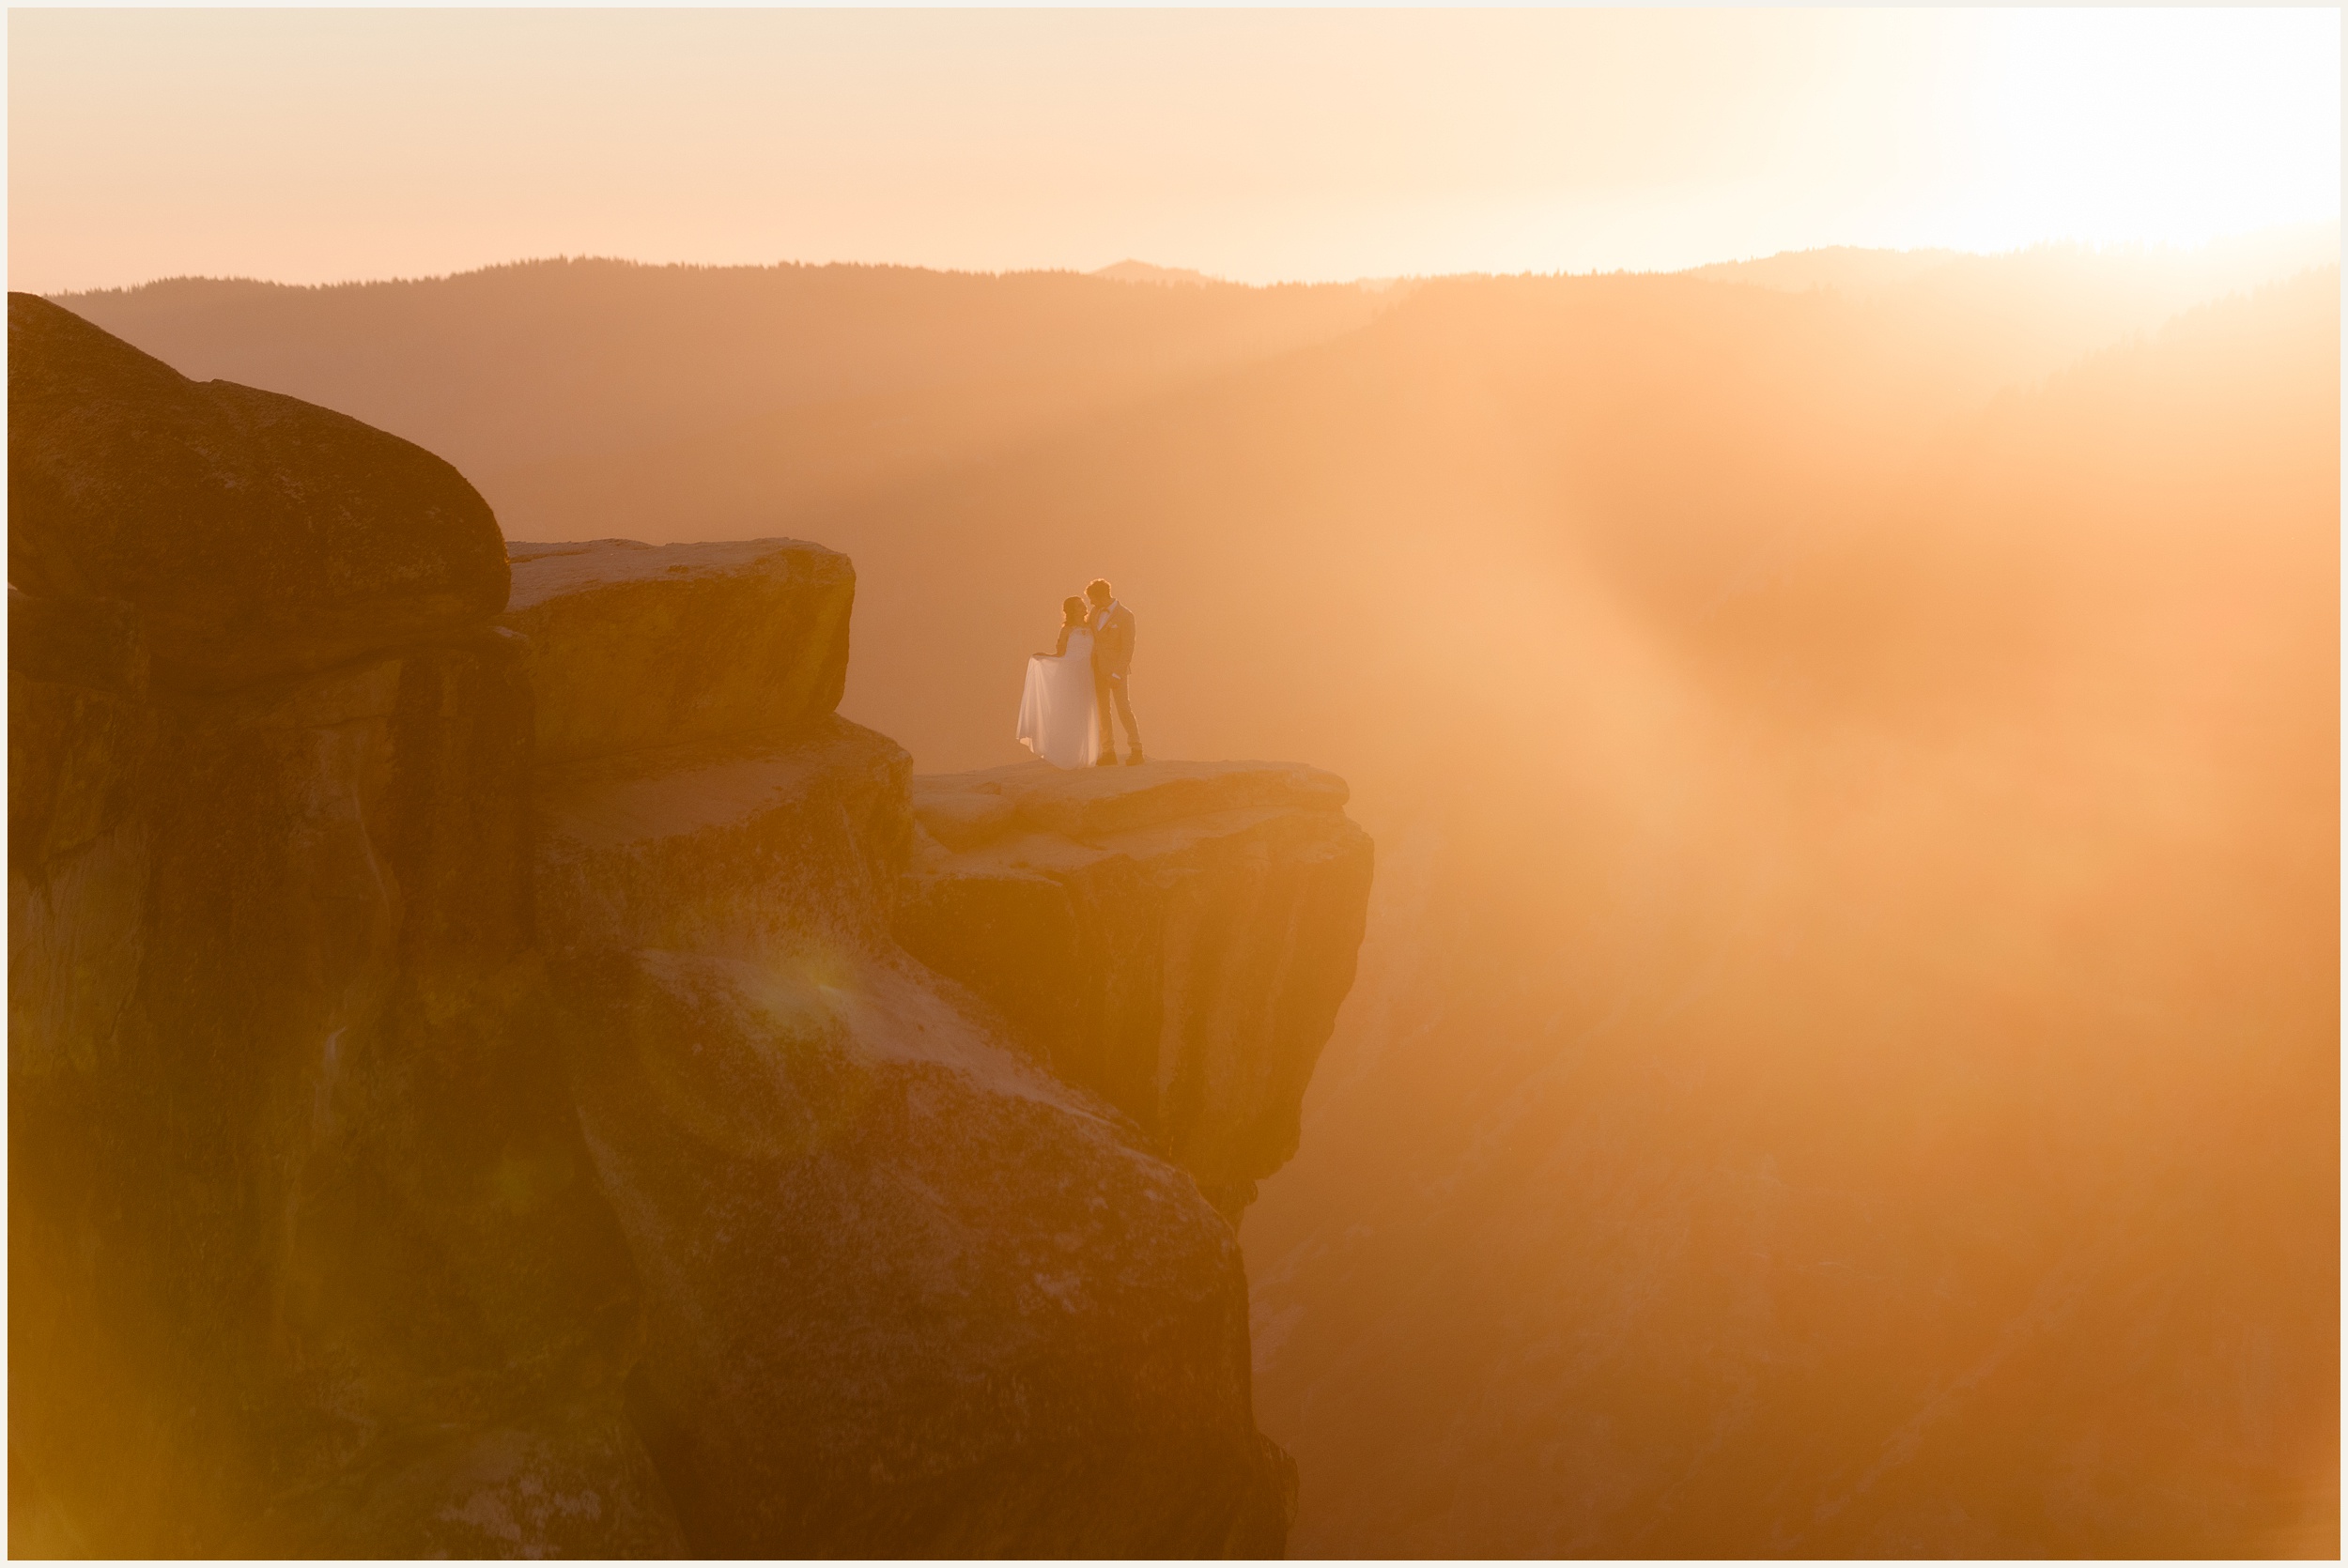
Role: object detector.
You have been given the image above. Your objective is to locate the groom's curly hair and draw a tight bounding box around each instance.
[1086,578,1113,604]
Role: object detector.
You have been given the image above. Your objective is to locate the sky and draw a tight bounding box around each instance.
[8,8,2340,293]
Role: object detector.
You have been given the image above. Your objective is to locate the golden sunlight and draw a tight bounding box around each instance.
[1942,8,2340,248]
[6,6,2338,1560]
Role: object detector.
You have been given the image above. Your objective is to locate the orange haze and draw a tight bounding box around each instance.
[55,240,2341,1553]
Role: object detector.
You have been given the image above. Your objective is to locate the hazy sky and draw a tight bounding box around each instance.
[8,8,2340,292]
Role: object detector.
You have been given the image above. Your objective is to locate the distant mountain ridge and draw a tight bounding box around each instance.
[48,256,1398,531]
[1684,223,2336,300]
[1090,259,1220,286]
[48,238,2329,546]
[1684,244,1966,294]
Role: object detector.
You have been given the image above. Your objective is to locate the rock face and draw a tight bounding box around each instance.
[7,294,509,690]
[11,302,1372,1560]
[898,762,1374,1219]
[565,945,1288,1556]
[500,538,851,763]
[8,301,677,1557]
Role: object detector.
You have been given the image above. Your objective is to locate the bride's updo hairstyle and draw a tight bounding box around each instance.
[1062,596,1088,626]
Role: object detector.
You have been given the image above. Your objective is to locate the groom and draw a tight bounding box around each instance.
[1086,577,1144,766]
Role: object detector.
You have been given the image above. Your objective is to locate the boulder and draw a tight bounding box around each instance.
[500,538,853,764]
[897,761,1375,1219]
[533,719,1293,1555]
[7,295,509,689]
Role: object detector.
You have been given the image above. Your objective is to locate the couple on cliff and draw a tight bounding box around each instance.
[1019,577,1144,769]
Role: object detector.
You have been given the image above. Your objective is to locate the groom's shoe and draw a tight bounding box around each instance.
[1125,747,1146,766]
[1093,754,1117,766]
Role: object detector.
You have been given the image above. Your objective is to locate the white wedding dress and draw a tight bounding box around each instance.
[1018,629,1102,769]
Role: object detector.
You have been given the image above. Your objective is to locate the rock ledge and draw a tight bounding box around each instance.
[899,761,1374,1220]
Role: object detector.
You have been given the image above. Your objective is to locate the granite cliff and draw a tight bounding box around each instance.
[8,295,1373,1556]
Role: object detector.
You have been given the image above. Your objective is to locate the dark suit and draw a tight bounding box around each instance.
[1089,601,1141,754]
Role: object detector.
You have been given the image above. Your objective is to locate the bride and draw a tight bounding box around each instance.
[1017,596,1102,768]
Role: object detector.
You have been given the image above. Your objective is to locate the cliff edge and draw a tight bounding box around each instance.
[8,296,1375,1558]
[506,539,1341,1554]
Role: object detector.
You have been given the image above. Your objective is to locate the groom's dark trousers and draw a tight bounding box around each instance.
[1091,602,1141,755]
[1096,669,1141,755]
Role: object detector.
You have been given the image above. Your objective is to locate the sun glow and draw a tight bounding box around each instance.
[1939,8,2341,251]
[7,8,2336,290]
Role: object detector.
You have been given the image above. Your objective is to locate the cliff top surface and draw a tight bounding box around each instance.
[503,536,847,612]
[913,760,1350,853]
